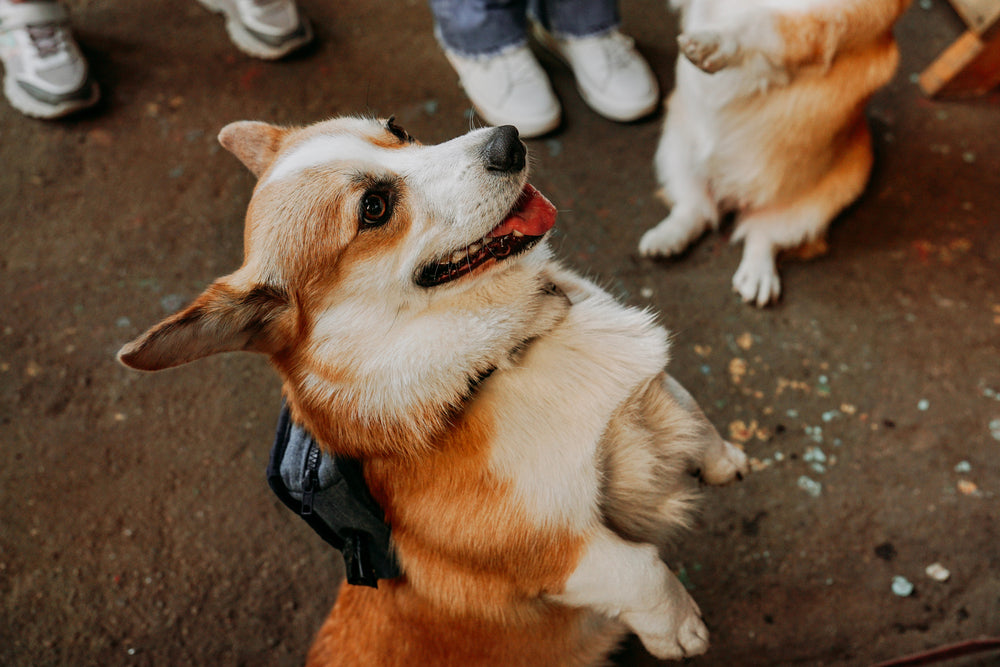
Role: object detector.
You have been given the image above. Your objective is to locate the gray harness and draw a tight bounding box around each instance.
[267,404,400,588]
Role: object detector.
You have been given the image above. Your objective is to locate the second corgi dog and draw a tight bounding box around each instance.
[640,0,911,306]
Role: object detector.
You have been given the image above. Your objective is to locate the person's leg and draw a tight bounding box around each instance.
[0,0,99,118]
[430,0,561,137]
[530,0,618,38]
[532,0,658,122]
[431,0,530,57]
[196,0,312,60]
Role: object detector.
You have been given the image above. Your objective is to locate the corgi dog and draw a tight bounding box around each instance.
[639,0,912,306]
[118,117,749,665]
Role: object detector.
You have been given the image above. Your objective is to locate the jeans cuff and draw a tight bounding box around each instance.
[434,25,528,60]
[540,20,620,42]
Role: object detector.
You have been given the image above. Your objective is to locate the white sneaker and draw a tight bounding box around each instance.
[534,25,658,122]
[0,1,98,119]
[197,0,312,60]
[443,43,561,138]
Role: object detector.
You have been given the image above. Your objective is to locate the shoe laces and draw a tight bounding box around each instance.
[25,23,66,59]
[504,48,541,84]
[600,32,638,70]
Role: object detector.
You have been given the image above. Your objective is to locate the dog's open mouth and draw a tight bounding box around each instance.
[415,185,557,287]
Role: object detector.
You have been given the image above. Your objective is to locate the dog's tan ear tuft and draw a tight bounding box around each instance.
[218,121,289,179]
[117,279,290,371]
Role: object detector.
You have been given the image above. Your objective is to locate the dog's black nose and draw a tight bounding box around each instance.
[483,125,526,173]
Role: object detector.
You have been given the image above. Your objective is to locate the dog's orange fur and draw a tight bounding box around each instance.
[364,409,584,615]
[307,584,619,667]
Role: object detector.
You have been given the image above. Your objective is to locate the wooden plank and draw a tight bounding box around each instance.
[947,0,1000,35]
[919,27,1000,96]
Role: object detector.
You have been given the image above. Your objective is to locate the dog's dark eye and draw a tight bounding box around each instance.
[361,191,392,227]
[385,116,412,143]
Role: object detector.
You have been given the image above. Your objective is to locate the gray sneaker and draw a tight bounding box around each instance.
[197,0,312,60]
[0,1,99,119]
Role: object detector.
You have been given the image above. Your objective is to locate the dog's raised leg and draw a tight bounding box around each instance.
[677,13,791,89]
[551,526,709,660]
[662,374,749,485]
[731,121,874,306]
[640,99,717,258]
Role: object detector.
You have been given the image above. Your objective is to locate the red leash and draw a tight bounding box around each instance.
[872,638,1000,667]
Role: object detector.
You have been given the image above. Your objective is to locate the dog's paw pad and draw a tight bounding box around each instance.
[679,31,739,73]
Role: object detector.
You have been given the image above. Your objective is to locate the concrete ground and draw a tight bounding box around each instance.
[1,1,998,665]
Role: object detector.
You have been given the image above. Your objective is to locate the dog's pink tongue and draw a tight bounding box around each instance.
[488,185,557,238]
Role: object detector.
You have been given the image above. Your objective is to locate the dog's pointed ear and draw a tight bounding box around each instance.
[117,278,291,371]
[218,121,289,178]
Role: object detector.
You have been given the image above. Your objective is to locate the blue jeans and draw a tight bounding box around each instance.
[430,0,619,57]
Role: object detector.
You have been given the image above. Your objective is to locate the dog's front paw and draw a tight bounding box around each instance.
[639,214,708,258]
[640,221,687,258]
[732,253,781,307]
[624,593,709,660]
[678,30,741,74]
[701,440,750,486]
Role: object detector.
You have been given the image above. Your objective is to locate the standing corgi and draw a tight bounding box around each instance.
[640,0,912,306]
[118,117,749,665]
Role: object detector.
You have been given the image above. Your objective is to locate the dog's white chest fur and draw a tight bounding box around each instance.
[484,285,669,530]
